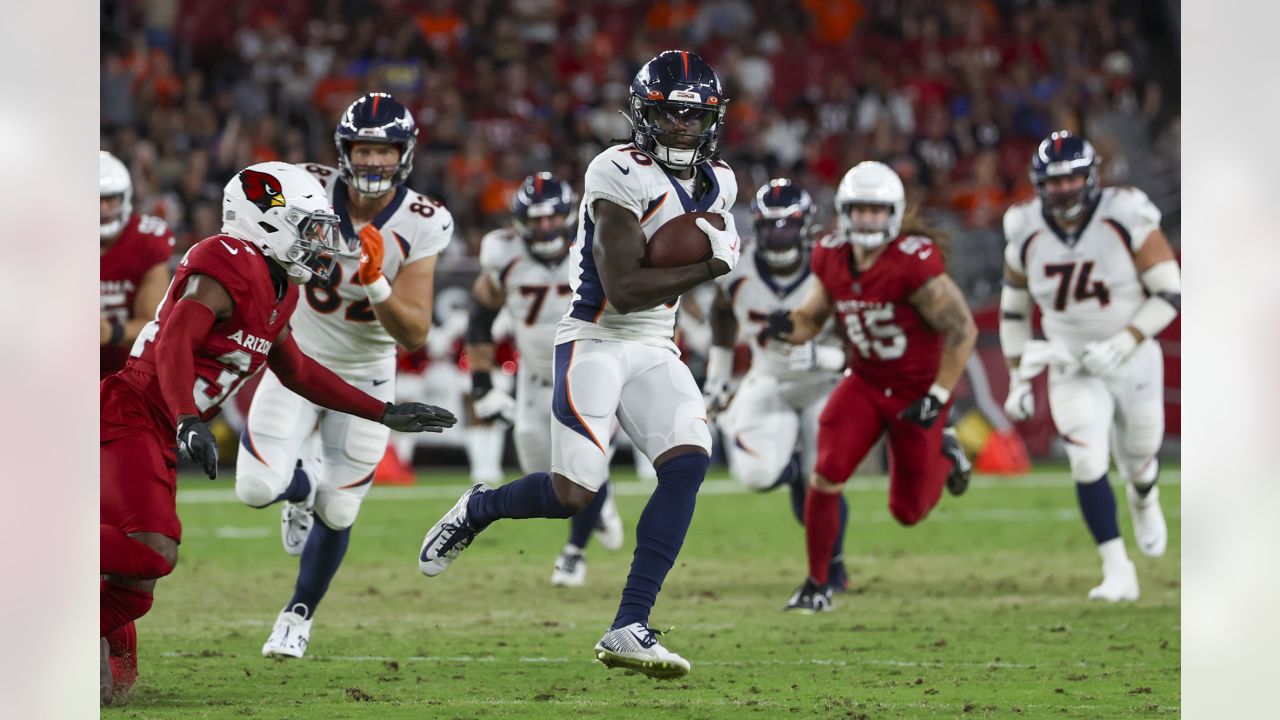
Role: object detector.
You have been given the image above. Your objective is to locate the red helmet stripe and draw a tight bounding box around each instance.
[371,94,381,116]
[681,51,689,78]
[1054,134,1062,154]
[535,174,543,193]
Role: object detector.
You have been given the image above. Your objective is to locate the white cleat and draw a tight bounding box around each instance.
[593,488,624,551]
[1126,484,1167,558]
[419,484,486,577]
[281,460,319,556]
[262,605,313,658]
[594,623,691,679]
[1088,558,1140,602]
[551,544,587,587]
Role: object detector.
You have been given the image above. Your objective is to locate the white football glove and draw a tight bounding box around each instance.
[786,342,846,373]
[1080,330,1138,378]
[1004,376,1034,422]
[472,388,515,423]
[702,376,731,416]
[695,211,741,275]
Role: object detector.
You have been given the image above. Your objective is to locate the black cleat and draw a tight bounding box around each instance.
[784,578,833,613]
[942,427,971,496]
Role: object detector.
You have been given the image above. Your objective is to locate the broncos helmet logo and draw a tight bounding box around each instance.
[239,168,286,213]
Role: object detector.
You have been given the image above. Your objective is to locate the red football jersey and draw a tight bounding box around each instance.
[107,234,298,438]
[100,214,175,377]
[810,233,945,398]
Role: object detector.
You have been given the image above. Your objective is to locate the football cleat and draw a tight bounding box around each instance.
[594,623,691,679]
[1087,558,1140,602]
[551,544,586,587]
[1126,483,1167,558]
[262,604,313,658]
[784,578,833,613]
[942,427,972,496]
[281,459,319,555]
[419,484,486,577]
[828,556,850,594]
[593,487,625,551]
[100,637,114,706]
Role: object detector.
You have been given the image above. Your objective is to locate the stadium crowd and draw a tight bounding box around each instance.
[100,0,1180,303]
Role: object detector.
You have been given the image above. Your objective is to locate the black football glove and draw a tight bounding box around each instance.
[898,393,945,428]
[176,415,219,479]
[381,402,458,433]
[759,309,795,344]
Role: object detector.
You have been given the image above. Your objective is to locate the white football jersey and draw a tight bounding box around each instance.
[479,227,572,378]
[1003,186,1162,354]
[556,143,738,352]
[716,248,837,381]
[289,163,453,378]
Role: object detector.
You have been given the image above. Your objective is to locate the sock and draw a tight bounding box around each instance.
[286,520,351,618]
[101,581,153,637]
[831,495,849,563]
[101,525,173,579]
[277,463,312,504]
[788,473,806,525]
[612,453,709,629]
[106,622,138,691]
[567,481,610,549]
[804,489,841,586]
[1076,475,1121,545]
[467,472,574,529]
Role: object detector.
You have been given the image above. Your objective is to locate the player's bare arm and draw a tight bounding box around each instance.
[373,254,437,351]
[592,199,727,314]
[125,262,172,344]
[781,280,834,344]
[910,273,977,392]
[709,285,738,348]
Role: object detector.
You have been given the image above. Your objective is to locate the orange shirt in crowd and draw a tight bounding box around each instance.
[801,0,865,45]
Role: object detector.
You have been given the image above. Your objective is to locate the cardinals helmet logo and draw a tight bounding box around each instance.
[239,169,286,213]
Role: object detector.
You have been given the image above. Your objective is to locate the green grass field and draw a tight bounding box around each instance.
[104,466,1180,719]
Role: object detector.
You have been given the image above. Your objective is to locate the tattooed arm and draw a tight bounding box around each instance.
[909,274,978,392]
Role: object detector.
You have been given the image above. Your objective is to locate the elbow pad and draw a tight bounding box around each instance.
[466,301,500,345]
[999,283,1032,360]
[1131,259,1180,339]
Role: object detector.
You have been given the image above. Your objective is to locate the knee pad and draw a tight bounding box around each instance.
[234,471,282,509]
[314,492,363,530]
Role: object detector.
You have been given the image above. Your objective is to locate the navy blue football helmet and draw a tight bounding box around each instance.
[512,172,576,262]
[1030,130,1101,221]
[751,179,816,272]
[334,92,418,196]
[627,50,728,170]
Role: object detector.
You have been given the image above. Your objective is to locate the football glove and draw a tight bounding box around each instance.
[1080,330,1138,378]
[1004,376,1034,421]
[355,224,386,286]
[696,211,741,275]
[760,309,794,343]
[472,388,516,423]
[786,342,846,373]
[898,386,949,428]
[702,376,731,416]
[381,402,458,433]
[176,415,219,479]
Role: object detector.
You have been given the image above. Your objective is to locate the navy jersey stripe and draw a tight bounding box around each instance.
[663,163,722,213]
[551,342,604,451]
[569,216,606,322]
[393,231,410,258]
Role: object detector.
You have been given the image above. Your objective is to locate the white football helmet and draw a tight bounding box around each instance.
[834,161,905,249]
[100,151,132,239]
[221,162,341,285]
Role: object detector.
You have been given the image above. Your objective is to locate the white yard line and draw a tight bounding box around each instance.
[178,471,1181,505]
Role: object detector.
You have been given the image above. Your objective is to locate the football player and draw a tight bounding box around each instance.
[705,178,850,590]
[999,131,1178,601]
[420,50,740,679]
[466,172,625,588]
[763,161,976,612]
[233,93,455,658]
[100,150,174,378]
[100,162,456,703]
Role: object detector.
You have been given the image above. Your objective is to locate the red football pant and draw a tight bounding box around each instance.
[101,433,182,542]
[806,374,952,583]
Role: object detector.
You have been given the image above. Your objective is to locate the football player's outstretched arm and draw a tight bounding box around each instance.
[356,225,436,351]
[593,200,731,314]
[704,286,739,413]
[767,281,833,345]
[999,263,1031,370]
[267,328,457,433]
[911,274,978,393]
[155,275,234,420]
[123,262,172,346]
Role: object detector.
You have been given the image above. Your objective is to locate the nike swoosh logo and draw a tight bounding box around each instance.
[627,629,652,647]
[610,160,631,175]
[372,379,390,386]
[441,222,452,231]
[218,239,239,255]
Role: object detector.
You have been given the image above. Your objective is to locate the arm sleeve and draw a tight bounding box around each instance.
[267,333,387,421]
[154,299,217,418]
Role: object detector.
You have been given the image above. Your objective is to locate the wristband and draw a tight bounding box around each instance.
[928,383,951,405]
[364,276,393,304]
[109,319,125,346]
[471,370,493,396]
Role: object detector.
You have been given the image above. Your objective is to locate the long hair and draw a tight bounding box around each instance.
[899,206,952,266]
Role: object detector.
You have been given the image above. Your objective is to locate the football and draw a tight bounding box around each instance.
[643,212,722,268]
